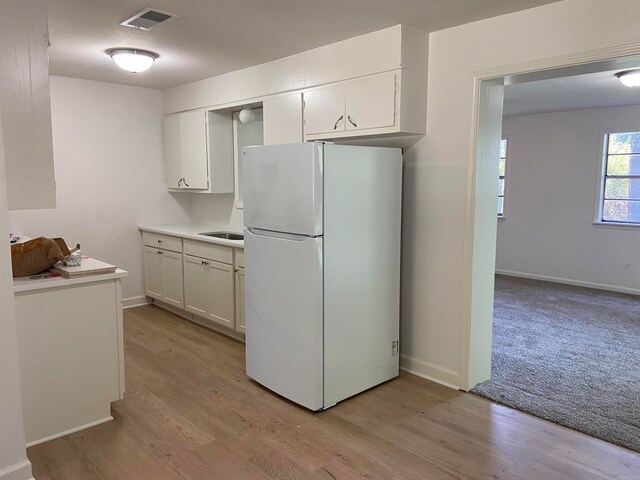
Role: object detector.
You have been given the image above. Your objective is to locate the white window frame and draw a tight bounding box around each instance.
[498,136,509,219]
[594,128,640,229]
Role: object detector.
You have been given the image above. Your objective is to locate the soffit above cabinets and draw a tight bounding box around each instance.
[47,0,561,90]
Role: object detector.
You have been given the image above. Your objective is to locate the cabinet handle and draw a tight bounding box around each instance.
[177,178,183,187]
[157,239,162,243]
[157,250,163,254]
[201,260,209,266]
[333,115,344,130]
[347,115,357,128]
[183,178,190,187]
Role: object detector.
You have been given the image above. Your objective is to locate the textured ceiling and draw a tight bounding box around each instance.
[47,0,560,90]
[504,68,640,117]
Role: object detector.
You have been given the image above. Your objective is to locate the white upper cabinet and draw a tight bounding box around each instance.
[345,75,396,131]
[163,110,207,190]
[163,25,427,145]
[304,73,401,139]
[263,93,303,145]
[163,110,233,193]
[0,0,56,210]
[302,86,345,136]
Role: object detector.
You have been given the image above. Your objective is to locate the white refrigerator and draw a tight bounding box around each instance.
[243,142,402,411]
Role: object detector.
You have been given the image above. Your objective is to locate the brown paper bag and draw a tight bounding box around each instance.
[11,237,64,277]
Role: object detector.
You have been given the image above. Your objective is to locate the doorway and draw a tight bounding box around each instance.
[470,57,640,452]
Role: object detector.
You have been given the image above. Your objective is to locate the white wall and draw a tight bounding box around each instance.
[8,76,194,302]
[188,193,244,231]
[401,0,640,389]
[496,105,640,293]
[0,112,33,479]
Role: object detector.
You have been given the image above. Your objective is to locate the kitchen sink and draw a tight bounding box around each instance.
[199,232,244,241]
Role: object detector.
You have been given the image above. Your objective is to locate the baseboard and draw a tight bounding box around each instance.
[400,354,463,390]
[495,269,640,296]
[25,416,113,448]
[0,460,33,480]
[152,299,245,342]
[122,295,152,309]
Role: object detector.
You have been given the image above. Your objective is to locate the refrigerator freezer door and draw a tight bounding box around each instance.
[244,227,324,411]
[242,143,323,236]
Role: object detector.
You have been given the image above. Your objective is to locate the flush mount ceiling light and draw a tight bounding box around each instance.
[239,106,255,124]
[615,69,640,87]
[107,48,158,73]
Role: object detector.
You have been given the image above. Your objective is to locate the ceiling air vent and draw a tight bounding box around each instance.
[121,8,178,30]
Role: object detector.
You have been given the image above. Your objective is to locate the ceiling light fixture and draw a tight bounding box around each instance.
[615,69,640,87]
[238,106,255,124]
[107,48,158,73]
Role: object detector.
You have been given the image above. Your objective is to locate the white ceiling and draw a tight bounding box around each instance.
[47,0,560,91]
[503,68,640,117]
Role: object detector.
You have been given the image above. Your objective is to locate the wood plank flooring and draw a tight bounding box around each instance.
[27,305,640,479]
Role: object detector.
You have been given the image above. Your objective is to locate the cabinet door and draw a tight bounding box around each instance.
[1,0,56,209]
[345,74,396,131]
[183,255,208,317]
[303,85,345,135]
[179,110,209,190]
[143,247,165,299]
[235,267,245,333]
[263,93,303,144]
[206,260,235,328]
[162,251,184,308]
[162,114,184,189]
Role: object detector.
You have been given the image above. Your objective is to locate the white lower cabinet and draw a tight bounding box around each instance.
[143,247,184,308]
[142,230,245,338]
[184,254,235,329]
[235,266,245,333]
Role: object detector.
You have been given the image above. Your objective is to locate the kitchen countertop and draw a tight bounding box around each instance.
[138,223,244,248]
[14,268,128,294]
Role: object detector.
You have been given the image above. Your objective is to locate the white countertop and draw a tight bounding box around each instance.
[14,268,128,294]
[138,223,244,248]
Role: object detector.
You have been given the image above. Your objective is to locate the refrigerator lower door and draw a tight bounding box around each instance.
[244,227,324,411]
[242,143,323,236]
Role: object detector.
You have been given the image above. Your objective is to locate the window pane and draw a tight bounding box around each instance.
[608,132,640,155]
[604,178,640,200]
[606,154,640,176]
[497,197,504,216]
[602,199,640,223]
[498,178,505,195]
[499,157,506,176]
[500,139,507,159]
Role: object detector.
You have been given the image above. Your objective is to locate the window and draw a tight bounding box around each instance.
[498,138,507,217]
[232,108,263,209]
[599,132,640,225]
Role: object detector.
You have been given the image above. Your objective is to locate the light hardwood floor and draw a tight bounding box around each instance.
[28,305,640,479]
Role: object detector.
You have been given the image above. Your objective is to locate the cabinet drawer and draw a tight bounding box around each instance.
[142,232,183,253]
[184,239,233,264]
[235,249,244,268]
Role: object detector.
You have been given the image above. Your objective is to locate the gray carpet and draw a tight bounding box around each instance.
[471,275,640,452]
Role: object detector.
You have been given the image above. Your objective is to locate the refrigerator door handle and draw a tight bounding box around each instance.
[246,227,312,242]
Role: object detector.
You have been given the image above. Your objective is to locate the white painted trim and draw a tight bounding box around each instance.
[400,354,462,390]
[122,295,152,309]
[399,366,462,392]
[475,43,640,82]
[495,269,640,296]
[0,460,33,480]
[25,416,113,448]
